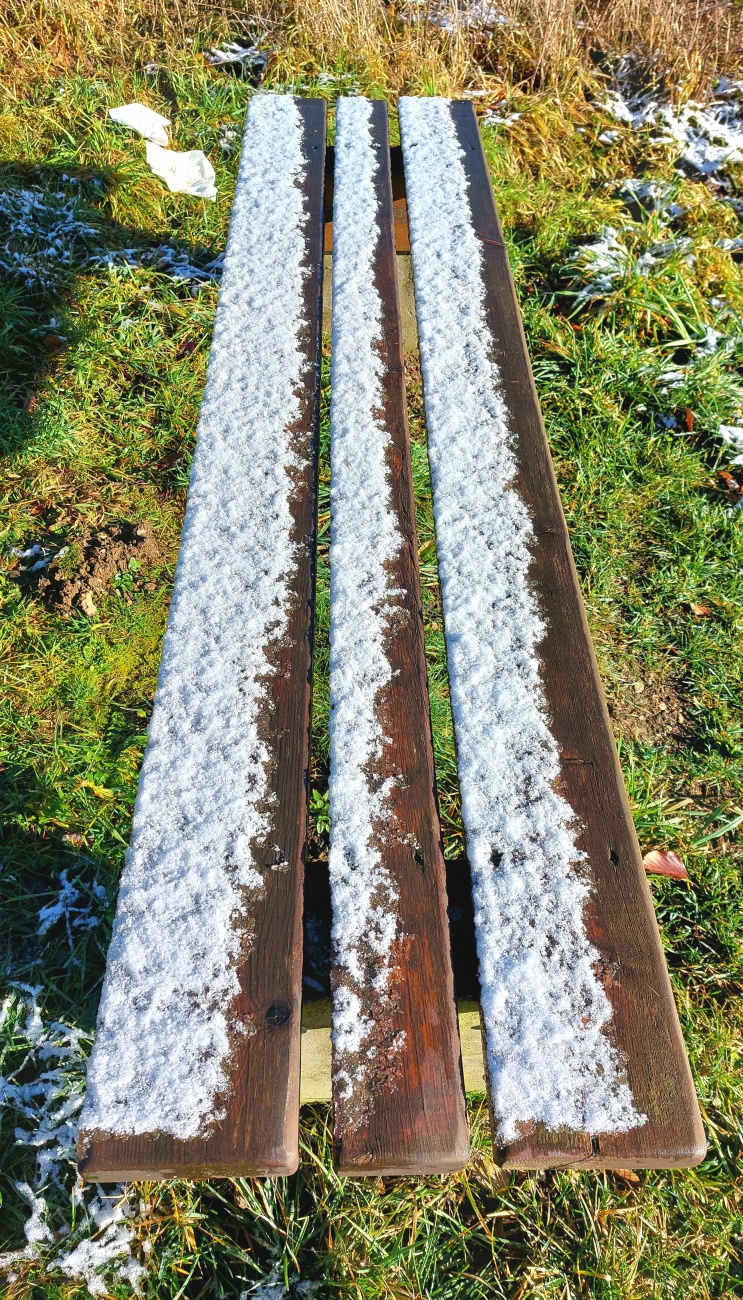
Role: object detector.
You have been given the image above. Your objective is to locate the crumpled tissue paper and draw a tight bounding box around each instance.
[108,103,171,146]
[108,102,217,200]
[145,142,217,201]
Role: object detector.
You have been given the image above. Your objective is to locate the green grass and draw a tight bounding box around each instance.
[0,56,742,1299]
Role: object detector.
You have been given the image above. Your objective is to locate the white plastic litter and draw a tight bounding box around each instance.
[400,95,644,1144]
[145,141,217,201]
[108,103,171,146]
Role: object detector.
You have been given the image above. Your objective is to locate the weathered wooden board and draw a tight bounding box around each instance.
[324,144,410,253]
[445,101,705,1169]
[328,100,468,1175]
[78,97,326,1181]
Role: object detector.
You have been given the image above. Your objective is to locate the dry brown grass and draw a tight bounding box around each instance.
[1,0,742,103]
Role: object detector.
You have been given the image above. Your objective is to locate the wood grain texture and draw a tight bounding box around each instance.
[330,101,469,1176]
[78,97,326,1182]
[447,101,705,1170]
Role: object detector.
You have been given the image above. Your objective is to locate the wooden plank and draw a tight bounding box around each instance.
[324,144,410,252]
[77,96,326,1181]
[328,98,468,1175]
[404,98,705,1170]
[299,1000,487,1103]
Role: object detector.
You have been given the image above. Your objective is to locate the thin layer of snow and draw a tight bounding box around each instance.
[400,95,645,1143]
[37,868,101,946]
[0,989,144,1295]
[328,97,403,1099]
[719,424,743,466]
[604,60,743,175]
[0,187,98,286]
[0,184,222,289]
[402,0,508,29]
[80,95,311,1140]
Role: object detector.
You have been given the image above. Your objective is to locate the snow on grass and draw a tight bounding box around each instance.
[0,989,145,1295]
[0,187,99,287]
[604,58,743,177]
[80,95,311,1140]
[0,183,223,290]
[399,96,645,1143]
[328,97,403,1102]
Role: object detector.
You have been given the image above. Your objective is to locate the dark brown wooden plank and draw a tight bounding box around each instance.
[324,145,410,252]
[328,100,468,1175]
[78,97,326,1181]
[446,100,705,1169]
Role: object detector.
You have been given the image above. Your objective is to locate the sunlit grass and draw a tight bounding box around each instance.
[0,58,741,1300]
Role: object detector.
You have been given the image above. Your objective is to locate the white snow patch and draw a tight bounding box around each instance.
[37,868,101,947]
[719,424,743,466]
[328,97,403,1093]
[400,96,645,1143]
[0,990,144,1295]
[604,60,743,175]
[80,95,311,1140]
[401,0,508,29]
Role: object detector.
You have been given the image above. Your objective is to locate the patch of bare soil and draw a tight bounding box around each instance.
[605,673,688,748]
[32,521,159,615]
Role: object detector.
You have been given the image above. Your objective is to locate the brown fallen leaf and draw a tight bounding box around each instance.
[613,1168,641,1188]
[642,849,689,881]
[717,469,743,502]
[157,449,181,470]
[690,602,712,616]
[684,406,694,432]
[25,394,38,414]
[467,1148,511,1192]
[43,334,67,354]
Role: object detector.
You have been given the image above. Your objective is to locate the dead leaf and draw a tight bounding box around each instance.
[157,449,181,470]
[613,1168,641,1187]
[25,394,38,414]
[80,590,97,617]
[684,407,694,432]
[468,1148,511,1192]
[642,849,689,880]
[690,603,712,616]
[177,339,197,359]
[43,335,67,354]
[717,470,742,502]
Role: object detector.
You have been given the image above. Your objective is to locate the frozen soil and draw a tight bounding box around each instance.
[605,672,689,747]
[23,521,159,615]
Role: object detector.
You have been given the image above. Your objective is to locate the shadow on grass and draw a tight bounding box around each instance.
[0,160,224,456]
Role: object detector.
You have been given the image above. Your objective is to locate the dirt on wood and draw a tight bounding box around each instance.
[30,521,159,615]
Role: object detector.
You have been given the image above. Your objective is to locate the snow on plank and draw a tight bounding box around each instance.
[78,95,326,1180]
[400,97,705,1168]
[328,97,468,1174]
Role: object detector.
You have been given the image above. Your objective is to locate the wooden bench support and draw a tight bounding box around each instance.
[77,95,326,1180]
[327,98,468,1175]
[400,97,705,1170]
